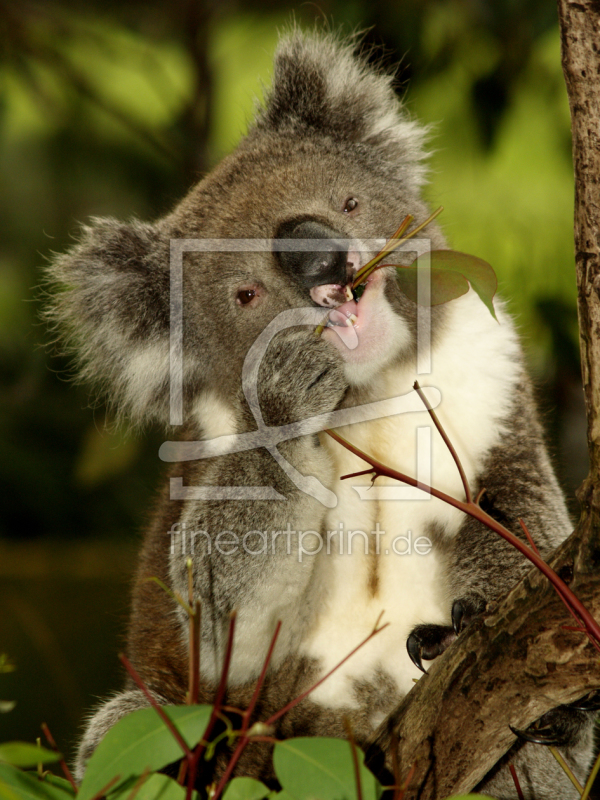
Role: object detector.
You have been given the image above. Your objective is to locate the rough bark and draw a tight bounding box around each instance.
[367,534,600,796]
[559,0,600,487]
[364,4,600,796]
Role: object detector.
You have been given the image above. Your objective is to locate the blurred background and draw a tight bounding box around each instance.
[0,0,589,767]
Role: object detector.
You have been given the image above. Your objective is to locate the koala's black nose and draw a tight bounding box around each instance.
[274,219,349,289]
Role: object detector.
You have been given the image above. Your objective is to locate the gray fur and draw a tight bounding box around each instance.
[46,29,592,798]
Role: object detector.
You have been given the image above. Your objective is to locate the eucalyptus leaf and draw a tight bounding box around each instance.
[0,763,72,800]
[396,249,498,320]
[110,774,186,800]
[273,738,378,800]
[222,777,270,800]
[395,266,469,307]
[77,704,212,800]
[0,745,61,769]
[38,777,74,797]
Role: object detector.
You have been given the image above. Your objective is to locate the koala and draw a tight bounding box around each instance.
[47,30,595,799]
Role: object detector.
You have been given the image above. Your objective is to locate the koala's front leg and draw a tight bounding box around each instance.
[173,331,348,683]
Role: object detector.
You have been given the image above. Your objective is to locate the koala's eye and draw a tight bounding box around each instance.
[343,197,358,213]
[237,289,256,305]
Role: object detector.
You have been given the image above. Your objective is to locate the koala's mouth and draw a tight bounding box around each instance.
[319,267,391,356]
[308,249,363,308]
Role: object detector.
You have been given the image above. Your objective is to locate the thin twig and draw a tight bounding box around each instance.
[509,764,525,800]
[549,746,584,795]
[352,215,413,287]
[185,612,239,800]
[353,208,443,287]
[119,653,192,759]
[41,723,77,791]
[244,622,281,725]
[147,576,192,615]
[413,380,472,503]
[264,613,389,726]
[389,730,401,800]
[519,519,540,557]
[209,622,282,800]
[344,720,363,800]
[396,762,416,800]
[581,749,600,800]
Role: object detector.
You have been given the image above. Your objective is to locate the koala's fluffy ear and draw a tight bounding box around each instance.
[46,218,174,426]
[253,30,429,192]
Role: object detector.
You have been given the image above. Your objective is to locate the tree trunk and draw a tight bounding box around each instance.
[365,4,600,796]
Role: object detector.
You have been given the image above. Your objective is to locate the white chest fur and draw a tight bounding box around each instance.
[301,291,522,709]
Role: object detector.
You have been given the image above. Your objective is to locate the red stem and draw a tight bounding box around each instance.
[210,623,282,800]
[243,622,282,726]
[264,615,388,726]
[41,723,77,792]
[396,762,416,800]
[413,382,472,503]
[519,519,540,557]
[119,654,192,759]
[509,764,525,800]
[184,613,238,800]
[344,722,363,800]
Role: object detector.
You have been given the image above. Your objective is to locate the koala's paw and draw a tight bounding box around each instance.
[511,692,600,747]
[258,331,348,426]
[406,593,487,673]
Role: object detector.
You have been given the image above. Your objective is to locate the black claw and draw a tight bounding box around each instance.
[509,724,571,747]
[406,634,427,674]
[569,691,600,712]
[451,600,464,635]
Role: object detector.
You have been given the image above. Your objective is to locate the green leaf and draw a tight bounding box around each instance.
[396,250,498,320]
[134,775,186,800]
[222,777,270,800]
[77,704,212,800]
[273,738,379,800]
[0,703,16,715]
[0,745,61,769]
[38,777,74,797]
[395,266,469,307]
[110,774,186,800]
[0,764,72,800]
